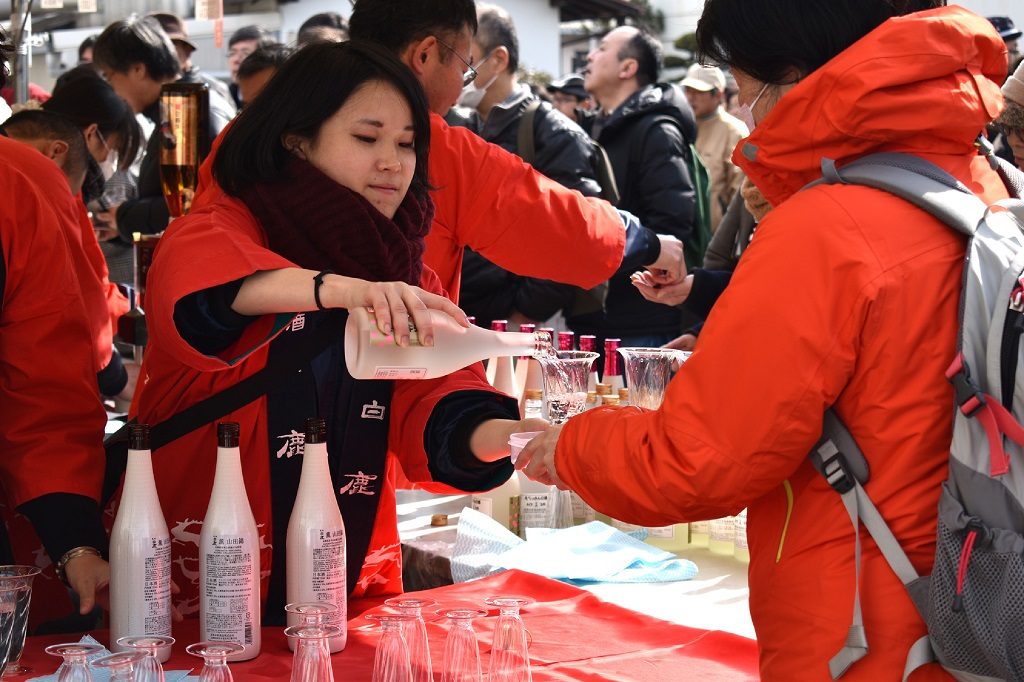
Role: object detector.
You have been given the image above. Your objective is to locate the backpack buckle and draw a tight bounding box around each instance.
[821,450,856,494]
[946,354,985,417]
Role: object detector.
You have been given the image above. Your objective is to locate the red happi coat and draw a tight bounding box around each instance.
[129,194,504,617]
[0,138,106,626]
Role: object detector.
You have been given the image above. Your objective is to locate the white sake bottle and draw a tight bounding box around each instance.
[286,417,347,653]
[489,321,519,397]
[734,510,750,563]
[471,473,522,533]
[109,424,172,661]
[345,308,551,381]
[199,422,261,661]
[513,323,536,402]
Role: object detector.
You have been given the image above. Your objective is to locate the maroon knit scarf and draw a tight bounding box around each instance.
[237,157,431,284]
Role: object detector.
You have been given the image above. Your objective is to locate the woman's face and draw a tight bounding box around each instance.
[302,80,417,220]
[1009,128,1024,171]
[84,124,117,163]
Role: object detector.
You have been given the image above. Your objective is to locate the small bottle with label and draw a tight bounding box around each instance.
[709,517,736,555]
[734,510,749,563]
[522,388,544,420]
[603,339,625,393]
[109,424,173,661]
[516,324,544,415]
[199,423,261,661]
[600,395,621,407]
[286,418,347,653]
[690,520,710,547]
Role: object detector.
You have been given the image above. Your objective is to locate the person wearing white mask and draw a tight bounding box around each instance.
[42,65,144,403]
[455,4,618,328]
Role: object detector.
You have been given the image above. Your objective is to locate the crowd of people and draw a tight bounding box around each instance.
[1,0,1023,678]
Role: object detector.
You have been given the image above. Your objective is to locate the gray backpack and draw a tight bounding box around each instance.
[805,151,1024,681]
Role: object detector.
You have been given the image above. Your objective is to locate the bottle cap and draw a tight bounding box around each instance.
[524,388,543,400]
[618,388,630,401]
[430,514,449,527]
[305,417,327,444]
[491,320,508,332]
[467,316,477,326]
[217,422,240,448]
[595,383,612,395]
[519,323,536,333]
[587,391,598,402]
[600,395,621,406]
[579,335,597,352]
[128,423,151,450]
[557,331,575,351]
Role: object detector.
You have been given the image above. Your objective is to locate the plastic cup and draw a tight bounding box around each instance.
[508,432,543,464]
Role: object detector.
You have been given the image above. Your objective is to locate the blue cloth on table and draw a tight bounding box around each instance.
[451,507,698,584]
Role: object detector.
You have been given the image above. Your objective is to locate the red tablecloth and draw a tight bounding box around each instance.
[20,570,759,680]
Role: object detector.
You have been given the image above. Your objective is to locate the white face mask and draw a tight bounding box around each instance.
[100,153,118,181]
[457,72,498,109]
[736,82,770,131]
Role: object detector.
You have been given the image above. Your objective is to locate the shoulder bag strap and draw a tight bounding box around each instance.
[516,99,542,166]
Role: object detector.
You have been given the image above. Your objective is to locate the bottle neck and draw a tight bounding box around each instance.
[297,442,333,495]
[123,448,159,502]
[212,446,246,497]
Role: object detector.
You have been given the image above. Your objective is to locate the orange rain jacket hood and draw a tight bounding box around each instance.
[555,8,1009,680]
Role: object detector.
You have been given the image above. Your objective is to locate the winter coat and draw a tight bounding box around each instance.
[577,83,697,338]
[554,8,1009,679]
[459,85,602,326]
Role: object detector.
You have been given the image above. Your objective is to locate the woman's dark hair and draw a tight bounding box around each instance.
[229,25,273,49]
[214,40,432,200]
[349,0,477,57]
[299,11,348,33]
[93,15,179,81]
[696,0,947,85]
[46,65,142,163]
[78,35,97,62]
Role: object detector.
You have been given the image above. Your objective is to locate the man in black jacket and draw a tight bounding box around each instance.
[576,26,697,347]
[456,4,606,327]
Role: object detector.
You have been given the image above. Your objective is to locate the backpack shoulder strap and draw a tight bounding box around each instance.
[807,153,988,238]
[811,410,932,679]
[516,99,542,166]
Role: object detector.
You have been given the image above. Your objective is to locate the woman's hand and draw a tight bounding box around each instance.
[64,552,110,615]
[664,333,697,351]
[232,269,471,347]
[469,418,551,464]
[514,423,566,488]
[631,271,694,307]
[328,278,470,347]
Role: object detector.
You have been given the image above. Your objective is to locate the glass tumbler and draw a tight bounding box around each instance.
[383,597,436,682]
[44,643,103,682]
[186,642,244,682]
[93,651,146,682]
[285,624,340,682]
[117,635,175,682]
[0,565,41,676]
[439,609,486,682]
[485,597,533,682]
[365,613,414,682]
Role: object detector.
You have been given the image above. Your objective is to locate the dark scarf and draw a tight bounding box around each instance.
[238,157,432,285]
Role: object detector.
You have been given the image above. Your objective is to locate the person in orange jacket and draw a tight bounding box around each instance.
[517,2,1008,680]
[193,0,686,303]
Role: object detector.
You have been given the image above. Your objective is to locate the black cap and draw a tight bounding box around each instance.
[218,422,240,448]
[546,74,588,100]
[988,16,1022,41]
[128,423,151,450]
[305,417,327,445]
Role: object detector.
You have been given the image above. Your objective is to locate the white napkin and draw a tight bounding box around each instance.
[451,507,698,584]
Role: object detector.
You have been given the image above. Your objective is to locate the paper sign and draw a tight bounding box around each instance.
[77,0,97,12]
[196,0,224,21]
[40,0,64,9]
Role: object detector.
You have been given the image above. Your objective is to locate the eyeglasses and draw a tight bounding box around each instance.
[95,128,111,153]
[435,36,478,87]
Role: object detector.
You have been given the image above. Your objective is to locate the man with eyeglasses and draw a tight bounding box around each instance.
[347,0,685,306]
